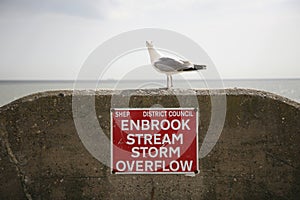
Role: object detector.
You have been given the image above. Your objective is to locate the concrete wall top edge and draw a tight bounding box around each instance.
[0,88,299,113]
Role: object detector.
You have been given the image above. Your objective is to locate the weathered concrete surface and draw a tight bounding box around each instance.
[0,89,299,199]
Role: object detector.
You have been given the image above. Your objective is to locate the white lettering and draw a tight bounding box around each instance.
[126,133,183,145]
[151,120,160,130]
[145,160,153,171]
[182,119,190,130]
[116,161,126,171]
[170,160,179,171]
[115,160,193,172]
[136,160,143,171]
[121,120,128,130]
[130,120,140,130]
[121,119,190,131]
[141,120,150,130]
[170,147,180,158]
[126,133,135,145]
[180,160,193,171]
[160,119,170,130]
[131,147,140,157]
[131,146,181,158]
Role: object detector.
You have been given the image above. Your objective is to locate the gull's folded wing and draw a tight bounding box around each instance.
[153,57,193,72]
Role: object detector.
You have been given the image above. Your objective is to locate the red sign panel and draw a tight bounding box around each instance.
[111,108,199,175]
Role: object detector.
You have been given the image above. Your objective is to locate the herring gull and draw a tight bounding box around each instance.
[146,41,206,89]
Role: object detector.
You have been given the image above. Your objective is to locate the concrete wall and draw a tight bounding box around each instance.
[0,89,299,199]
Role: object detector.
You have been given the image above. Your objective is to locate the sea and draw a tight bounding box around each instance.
[0,79,299,107]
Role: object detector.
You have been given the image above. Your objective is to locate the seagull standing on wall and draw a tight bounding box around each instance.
[146,41,206,89]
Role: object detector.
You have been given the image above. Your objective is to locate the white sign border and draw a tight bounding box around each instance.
[110,107,199,175]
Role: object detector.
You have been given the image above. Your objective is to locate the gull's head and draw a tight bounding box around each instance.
[146,40,154,48]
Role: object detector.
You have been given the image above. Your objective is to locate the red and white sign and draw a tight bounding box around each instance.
[111,108,199,175]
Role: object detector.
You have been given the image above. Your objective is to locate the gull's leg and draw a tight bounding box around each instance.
[167,75,170,89]
[170,75,173,87]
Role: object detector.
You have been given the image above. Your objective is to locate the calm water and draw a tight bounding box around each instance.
[0,79,299,106]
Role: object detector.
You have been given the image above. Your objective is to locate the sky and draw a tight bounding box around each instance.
[0,0,299,80]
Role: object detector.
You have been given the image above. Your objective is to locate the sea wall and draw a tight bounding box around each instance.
[0,89,299,199]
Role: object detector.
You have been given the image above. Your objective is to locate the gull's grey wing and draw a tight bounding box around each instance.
[153,57,192,72]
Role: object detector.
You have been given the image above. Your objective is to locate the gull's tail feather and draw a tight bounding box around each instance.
[194,64,206,70]
[182,64,207,71]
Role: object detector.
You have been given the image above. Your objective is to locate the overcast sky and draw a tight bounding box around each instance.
[0,0,299,80]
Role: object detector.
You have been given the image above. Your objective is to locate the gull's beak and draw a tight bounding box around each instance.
[146,40,153,47]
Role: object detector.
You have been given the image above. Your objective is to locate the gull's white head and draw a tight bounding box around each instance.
[146,40,154,48]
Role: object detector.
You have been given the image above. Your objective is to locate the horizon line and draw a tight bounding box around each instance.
[0,78,299,82]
